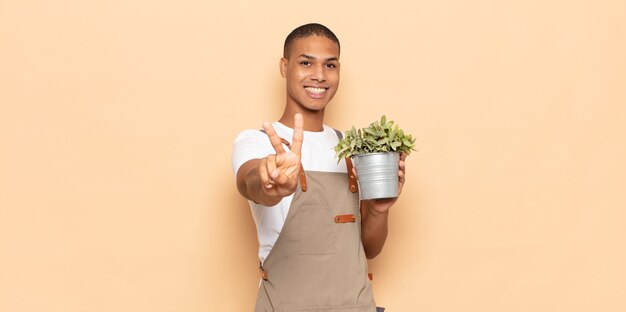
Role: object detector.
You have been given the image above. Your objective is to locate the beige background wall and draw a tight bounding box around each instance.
[1,0,625,311]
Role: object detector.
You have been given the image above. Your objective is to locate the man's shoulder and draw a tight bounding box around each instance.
[233,123,343,144]
[233,129,267,142]
[323,124,343,139]
[231,129,273,175]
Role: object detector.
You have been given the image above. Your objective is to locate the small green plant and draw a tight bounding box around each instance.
[335,115,416,160]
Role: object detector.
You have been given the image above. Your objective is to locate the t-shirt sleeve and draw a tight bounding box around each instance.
[231,130,273,176]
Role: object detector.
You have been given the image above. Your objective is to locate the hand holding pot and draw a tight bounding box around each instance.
[259,114,304,198]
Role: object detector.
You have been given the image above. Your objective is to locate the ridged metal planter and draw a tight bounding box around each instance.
[352,152,400,200]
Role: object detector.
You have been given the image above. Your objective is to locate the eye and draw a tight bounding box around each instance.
[300,61,311,66]
[325,63,337,69]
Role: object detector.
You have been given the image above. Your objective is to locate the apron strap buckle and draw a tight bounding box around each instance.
[259,262,268,281]
[345,158,358,193]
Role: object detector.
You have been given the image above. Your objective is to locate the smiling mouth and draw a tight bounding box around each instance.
[304,87,328,94]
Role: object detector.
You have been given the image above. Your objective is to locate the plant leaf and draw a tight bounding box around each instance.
[333,115,416,159]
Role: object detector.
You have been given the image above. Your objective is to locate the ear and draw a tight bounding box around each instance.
[279,57,287,78]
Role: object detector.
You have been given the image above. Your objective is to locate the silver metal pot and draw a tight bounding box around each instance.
[352,152,399,200]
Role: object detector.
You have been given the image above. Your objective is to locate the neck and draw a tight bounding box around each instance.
[279,107,325,132]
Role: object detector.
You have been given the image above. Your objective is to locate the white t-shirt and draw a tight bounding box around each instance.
[232,122,346,263]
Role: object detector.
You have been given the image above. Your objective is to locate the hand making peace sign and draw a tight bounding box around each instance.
[258,113,304,198]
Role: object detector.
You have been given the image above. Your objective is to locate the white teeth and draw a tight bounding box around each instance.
[305,87,326,94]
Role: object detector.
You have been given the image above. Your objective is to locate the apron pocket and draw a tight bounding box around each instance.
[299,204,336,255]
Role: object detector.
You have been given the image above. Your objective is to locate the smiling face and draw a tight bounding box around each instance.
[280,35,340,113]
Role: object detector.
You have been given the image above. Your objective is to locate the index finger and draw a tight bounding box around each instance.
[263,121,286,154]
[290,113,304,156]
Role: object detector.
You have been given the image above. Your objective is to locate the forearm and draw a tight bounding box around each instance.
[236,160,283,206]
[361,201,389,259]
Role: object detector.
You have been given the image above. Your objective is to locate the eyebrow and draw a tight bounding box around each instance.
[299,54,339,62]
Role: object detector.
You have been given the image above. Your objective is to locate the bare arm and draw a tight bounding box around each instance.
[236,159,282,206]
[235,114,304,206]
[359,152,407,259]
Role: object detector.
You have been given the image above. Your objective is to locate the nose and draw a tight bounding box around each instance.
[310,64,326,82]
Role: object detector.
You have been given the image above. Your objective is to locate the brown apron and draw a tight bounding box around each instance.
[254,168,377,311]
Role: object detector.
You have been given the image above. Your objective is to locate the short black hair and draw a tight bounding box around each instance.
[283,23,340,58]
